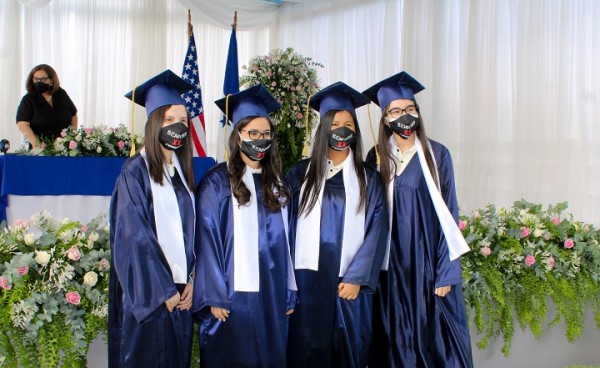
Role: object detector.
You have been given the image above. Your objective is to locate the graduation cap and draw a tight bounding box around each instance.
[124,69,194,117]
[215,84,281,126]
[309,81,371,116]
[362,71,425,111]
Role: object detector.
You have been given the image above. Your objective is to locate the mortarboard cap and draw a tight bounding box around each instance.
[125,69,194,117]
[215,84,281,126]
[362,71,425,111]
[309,81,371,116]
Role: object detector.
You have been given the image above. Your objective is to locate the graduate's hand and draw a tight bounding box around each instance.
[286,309,294,316]
[338,283,360,300]
[165,292,181,313]
[434,285,452,297]
[211,307,229,322]
[177,283,193,311]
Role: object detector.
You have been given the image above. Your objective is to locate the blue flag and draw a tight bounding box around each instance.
[221,25,239,126]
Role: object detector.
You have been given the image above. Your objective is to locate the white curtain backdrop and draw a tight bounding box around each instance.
[1,0,599,226]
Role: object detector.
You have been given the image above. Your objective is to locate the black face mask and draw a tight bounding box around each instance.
[158,122,189,150]
[387,113,420,139]
[34,82,50,94]
[328,126,355,151]
[239,136,272,161]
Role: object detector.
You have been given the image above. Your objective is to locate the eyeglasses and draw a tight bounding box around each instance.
[386,105,417,119]
[240,130,273,140]
[33,77,51,83]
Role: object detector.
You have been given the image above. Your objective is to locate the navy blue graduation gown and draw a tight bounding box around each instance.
[366,140,474,368]
[193,163,295,368]
[108,155,194,368]
[286,160,388,368]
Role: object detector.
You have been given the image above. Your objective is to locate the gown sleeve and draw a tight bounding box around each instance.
[433,144,463,287]
[193,168,232,312]
[110,161,178,323]
[340,168,389,292]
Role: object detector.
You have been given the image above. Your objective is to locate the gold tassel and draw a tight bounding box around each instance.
[301,94,312,157]
[223,94,231,161]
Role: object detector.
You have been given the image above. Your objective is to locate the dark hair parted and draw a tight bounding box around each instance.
[25,64,60,94]
[298,110,367,216]
[377,101,439,195]
[228,117,290,212]
[144,105,195,189]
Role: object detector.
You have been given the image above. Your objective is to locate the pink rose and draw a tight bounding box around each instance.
[551,216,561,225]
[290,86,296,91]
[17,265,29,275]
[80,225,88,232]
[525,254,536,266]
[13,219,29,228]
[0,276,11,291]
[296,112,304,119]
[67,246,82,261]
[459,220,467,231]
[85,127,93,135]
[117,140,125,150]
[480,246,491,257]
[252,65,258,71]
[60,131,67,138]
[547,256,555,269]
[564,238,574,249]
[521,226,530,238]
[266,70,273,77]
[98,258,110,271]
[65,291,81,305]
[68,141,77,150]
[271,82,277,87]
[40,142,47,149]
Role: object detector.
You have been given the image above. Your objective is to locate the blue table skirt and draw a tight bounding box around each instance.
[0,154,216,224]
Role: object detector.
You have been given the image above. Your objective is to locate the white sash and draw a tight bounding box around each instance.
[232,166,297,292]
[381,136,469,270]
[295,152,366,276]
[141,148,194,283]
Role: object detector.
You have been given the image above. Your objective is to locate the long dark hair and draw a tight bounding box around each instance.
[298,110,367,215]
[377,101,438,195]
[26,64,60,94]
[228,117,290,212]
[144,105,195,189]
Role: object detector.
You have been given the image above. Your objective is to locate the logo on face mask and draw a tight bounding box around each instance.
[328,126,356,151]
[159,122,189,150]
[239,134,272,161]
[387,113,420,139]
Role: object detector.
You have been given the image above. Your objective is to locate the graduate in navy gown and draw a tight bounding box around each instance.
[109,70,196,368]
[287,82,388,368]
[193,84,297,368]
[362,72,473,368]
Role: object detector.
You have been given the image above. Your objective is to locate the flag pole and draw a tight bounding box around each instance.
[233,11,237,31]
[187,9,192,41]
[223,11,237,161]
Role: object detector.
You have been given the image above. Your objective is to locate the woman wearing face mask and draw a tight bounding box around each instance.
[109,70,195,367]
[16,64,78,148]
[363,72,473,368]
[192,84,297,368]
[286,82,388,368]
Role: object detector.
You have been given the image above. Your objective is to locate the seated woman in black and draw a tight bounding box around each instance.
[16,64,78,148]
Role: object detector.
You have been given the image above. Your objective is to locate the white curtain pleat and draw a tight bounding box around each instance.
[0,0,599,224]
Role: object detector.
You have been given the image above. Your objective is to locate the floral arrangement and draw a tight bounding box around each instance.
[17,124,142,157]
[460,200,600,355]
[240,47,323,171]
[0,211,110,367]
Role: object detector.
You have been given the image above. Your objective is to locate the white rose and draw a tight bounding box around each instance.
[88,232,99,242]
[533,229,544,238]
[83,271,98,287]
[96,146,102,153]
[24,233,36,245]
[35,251,51,266]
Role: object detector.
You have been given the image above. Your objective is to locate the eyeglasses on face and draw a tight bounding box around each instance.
[386,105,417,119]
[33,77,51,83]
[240,130,274,140]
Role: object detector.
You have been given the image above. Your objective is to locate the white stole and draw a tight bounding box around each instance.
[141,148,194,284]
[232,166,297,292]
[295,152,366,276]
[381,136,469,270]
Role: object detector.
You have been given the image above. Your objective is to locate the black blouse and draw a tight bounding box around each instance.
[16,88,77,141]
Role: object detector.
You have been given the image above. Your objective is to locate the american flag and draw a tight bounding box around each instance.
[181,31,207,157]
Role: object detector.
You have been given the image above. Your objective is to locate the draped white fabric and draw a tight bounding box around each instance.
[1,0,599,225]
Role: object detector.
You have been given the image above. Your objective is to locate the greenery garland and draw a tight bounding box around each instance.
[460,200,600,355]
